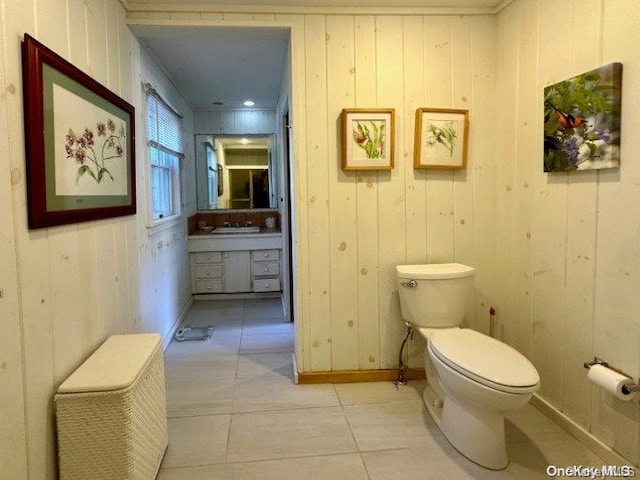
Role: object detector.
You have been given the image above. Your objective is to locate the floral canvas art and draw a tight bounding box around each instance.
[341,109,394,170]
[414,108,469,169]
[543,63,622,172]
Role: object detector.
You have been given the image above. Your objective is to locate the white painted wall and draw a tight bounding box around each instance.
[0,0,193,477]
[496,0,640,465]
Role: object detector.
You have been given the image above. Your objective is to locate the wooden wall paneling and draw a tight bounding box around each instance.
[303,15,332,371]
[375,16,407,368]
[560,0,601,430]
[276,13,309,371]
[106,0,121,92]
[467,15,497,335]
[68,0,89,69]
[85,0,108,84]
[35,0,67,55]
[530,0,571,407]
[592,0,640,464]
[222,13,254,22]
[402,16,428,368]
[0,4,28,476]
[423,17,455,264]
[5,2,56,476]
[353,15,381,369]
[450,16,476,331]
[493,5,517,343]
[219,110,235,134]
[510,0,537,359]
[326,15,359,370]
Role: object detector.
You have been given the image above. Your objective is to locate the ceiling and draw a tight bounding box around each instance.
[128,1,506,112]
[130,25,289,111]
[129,0,503,6]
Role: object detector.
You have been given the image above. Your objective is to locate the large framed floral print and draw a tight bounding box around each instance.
[341,108,395,170]
[22,34,136,229]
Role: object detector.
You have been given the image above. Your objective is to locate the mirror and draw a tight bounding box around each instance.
[195,134,278,210]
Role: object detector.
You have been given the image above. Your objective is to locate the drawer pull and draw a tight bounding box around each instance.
[264,267,269,272]
[264,284,270,288]
[263,252,269,257]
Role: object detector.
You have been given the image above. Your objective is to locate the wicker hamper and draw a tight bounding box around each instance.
[55,333,168,479]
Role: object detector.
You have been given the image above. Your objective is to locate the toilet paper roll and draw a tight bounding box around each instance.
[588,364,638,401]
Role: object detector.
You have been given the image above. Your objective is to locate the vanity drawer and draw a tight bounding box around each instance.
[251,262,280,277]
[253,278,281,292]
[195,265,223,279]
[252,249,280,262]
[195,279,224,293]
[194,252,222,264]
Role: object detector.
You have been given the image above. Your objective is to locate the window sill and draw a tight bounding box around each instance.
[147,214,184,237]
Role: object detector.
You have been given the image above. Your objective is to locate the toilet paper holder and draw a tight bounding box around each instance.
[584,357,640,394]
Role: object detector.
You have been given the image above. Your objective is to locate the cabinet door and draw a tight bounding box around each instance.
[223,251,251,292]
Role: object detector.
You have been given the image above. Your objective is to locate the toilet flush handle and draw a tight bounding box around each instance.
[401,280,418,288]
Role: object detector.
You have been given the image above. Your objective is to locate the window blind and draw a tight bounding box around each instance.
[146,89,184,156]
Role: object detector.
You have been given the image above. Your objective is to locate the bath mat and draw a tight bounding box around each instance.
[174,326,214,342]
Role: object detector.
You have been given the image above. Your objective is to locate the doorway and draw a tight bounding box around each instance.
[130,23,296,324]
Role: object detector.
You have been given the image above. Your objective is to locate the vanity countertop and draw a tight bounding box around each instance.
[188,229,283,252]
[188,227,281,238]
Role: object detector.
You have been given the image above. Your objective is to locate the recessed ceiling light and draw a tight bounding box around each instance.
[240,138,250,145]
[243,100,255,107]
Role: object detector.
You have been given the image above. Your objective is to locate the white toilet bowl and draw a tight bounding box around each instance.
[421,327,539,470]
[395,263,540,469]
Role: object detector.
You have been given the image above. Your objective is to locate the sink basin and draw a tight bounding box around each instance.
[213,226,260,234]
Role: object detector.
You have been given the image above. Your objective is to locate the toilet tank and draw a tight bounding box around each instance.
[396,263,475,328]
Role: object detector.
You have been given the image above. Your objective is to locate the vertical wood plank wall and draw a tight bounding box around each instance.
[496,0,640,465]
[127,9,499,373]
[1,0,193,477]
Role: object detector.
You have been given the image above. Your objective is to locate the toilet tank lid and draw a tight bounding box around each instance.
[396,263,475,279]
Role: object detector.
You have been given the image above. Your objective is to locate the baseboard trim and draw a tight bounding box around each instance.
[162,297,194,351]
[297,368,426,384]
[530,393,631,466]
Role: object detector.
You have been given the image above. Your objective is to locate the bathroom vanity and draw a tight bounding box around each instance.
[188,230,283,295]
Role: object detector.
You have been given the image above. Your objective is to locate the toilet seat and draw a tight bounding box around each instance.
[428,328,540,394]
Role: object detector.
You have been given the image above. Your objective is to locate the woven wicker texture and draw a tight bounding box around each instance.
[55,336,168,479]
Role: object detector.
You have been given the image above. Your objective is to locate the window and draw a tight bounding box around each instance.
[146,88,184,221]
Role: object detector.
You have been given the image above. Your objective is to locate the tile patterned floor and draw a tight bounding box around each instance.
[158,298,608,479]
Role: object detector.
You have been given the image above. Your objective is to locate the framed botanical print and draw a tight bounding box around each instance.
[414,108,469,170]
[22,33,136,229]
[341,108,395,170]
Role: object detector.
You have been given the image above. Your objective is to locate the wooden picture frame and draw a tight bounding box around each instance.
[22,33,136,229]
[414,108,468,170]
[341,108,394,170]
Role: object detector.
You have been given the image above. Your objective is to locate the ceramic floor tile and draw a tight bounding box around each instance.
[504,403,572,444]
[226,407,357,463]
[164,355,238,382]
[224,453,369,480]
[242,318,294,336]
[335,380,427,406]
[166,376,235,417]
[362,446,512,480]
[157,464,226,479]
[506,436,609,479]
[232,374,339,413]
[162,414,230,468]
[244,298,285,321]
[235,352,293,379]
[344,399,448,452]
[165,335,241,359]
[239,332,294,354]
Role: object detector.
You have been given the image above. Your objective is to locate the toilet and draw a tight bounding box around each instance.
[396,263,540,470]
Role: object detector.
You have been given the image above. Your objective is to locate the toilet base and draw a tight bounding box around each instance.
[441,394,508,470]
